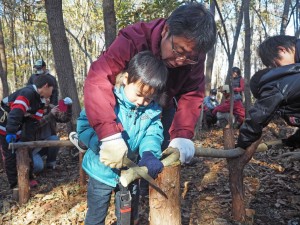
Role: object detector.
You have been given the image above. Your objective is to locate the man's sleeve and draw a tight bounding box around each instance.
[237,86,284,149]
[84,32,140,140]
[169,61,205,140]
[6,91,34,134]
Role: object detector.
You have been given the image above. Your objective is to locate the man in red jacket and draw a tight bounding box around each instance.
[84,3,216,166]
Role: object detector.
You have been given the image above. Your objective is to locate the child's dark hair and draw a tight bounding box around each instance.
[33,74,55,88]
[126,51,168,106]
[258,35,297,68]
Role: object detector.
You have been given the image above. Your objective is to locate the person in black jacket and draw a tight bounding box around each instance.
[0,74,55,189]
[28,59,59,105]
[237,35,300,150]
[237,65,300,149]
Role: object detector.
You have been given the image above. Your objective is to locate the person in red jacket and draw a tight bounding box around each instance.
[212,85,245,128]
[83,2,217,165]
[231,67,244,102]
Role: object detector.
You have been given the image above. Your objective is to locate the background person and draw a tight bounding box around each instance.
[0,75,55,189]
[212,85,245,128]
[231,67,244,102]
[28,59,59,105]
[32,97,72,173]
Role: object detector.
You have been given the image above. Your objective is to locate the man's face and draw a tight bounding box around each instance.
[160,25,199,68]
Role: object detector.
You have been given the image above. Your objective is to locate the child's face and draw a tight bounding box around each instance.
[123,74,154,107]
[274,47,296,66]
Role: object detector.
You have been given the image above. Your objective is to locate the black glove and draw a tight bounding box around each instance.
[282,130,300,149]
[138,151,164,179]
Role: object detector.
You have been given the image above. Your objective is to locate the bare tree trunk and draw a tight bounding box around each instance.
[294,0,300,37]
[226,1,244,83]
[243,0,251,114]
[45,0,81,129]
[280,0,291,35]
[102,0,116,48]
[0,18,9,97]
[205,0,216,95]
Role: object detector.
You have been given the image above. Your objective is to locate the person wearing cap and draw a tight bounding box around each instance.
[237,35,300,150]
[28,59,59,105]
[202,89,219,128]
[203,89,219,111]
[212,85,245,128]
[231,67,244,102]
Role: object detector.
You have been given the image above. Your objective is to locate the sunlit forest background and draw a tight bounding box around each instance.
[0,0,299,122]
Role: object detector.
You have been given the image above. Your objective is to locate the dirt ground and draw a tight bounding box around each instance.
[1,121,300,225]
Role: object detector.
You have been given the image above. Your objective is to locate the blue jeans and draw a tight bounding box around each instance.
[33,135,59,173]
[85,177,139,225]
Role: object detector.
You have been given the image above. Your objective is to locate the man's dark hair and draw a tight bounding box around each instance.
[33,74,56,88]
[232,67,241,76]
[166,3,217,53]
[258,35,297,68]
[126,51,168,105]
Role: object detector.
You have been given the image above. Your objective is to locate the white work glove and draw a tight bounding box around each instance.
[63,97,73,105]
[168,138,195,164]
[99,133,128,168]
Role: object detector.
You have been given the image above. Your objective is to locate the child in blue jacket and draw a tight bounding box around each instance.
[70,51,168,225]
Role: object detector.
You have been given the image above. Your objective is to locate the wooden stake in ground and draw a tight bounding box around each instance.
[225,128,262,221]
[149,161,181,225]
[79,152,86,186]
[16,147,30,205]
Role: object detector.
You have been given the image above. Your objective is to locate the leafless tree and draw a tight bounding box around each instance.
[45,0,81,128]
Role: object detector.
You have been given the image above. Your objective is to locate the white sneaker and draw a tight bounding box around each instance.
[69,132,87,153]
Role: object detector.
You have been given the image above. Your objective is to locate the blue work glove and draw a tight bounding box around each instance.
[63,97,73,105]
[138,151,164,179]
[6,134,16,143]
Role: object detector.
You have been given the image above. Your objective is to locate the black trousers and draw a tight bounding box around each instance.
[0,135,18,188]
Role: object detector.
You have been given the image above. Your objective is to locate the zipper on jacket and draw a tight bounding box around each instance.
[131,108,138,125]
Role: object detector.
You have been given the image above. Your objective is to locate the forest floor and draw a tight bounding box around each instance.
[1,119,300,225]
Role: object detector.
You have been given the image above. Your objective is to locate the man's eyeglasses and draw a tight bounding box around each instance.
[171,36,199,65]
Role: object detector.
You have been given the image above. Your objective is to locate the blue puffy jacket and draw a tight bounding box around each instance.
[78,86,163,187]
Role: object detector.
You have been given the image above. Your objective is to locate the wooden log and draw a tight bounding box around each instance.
[120,147,180,187]
[195,146,245,158]
[9,140,74,149]
[149,162,181,225]
[16,147,30,205]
